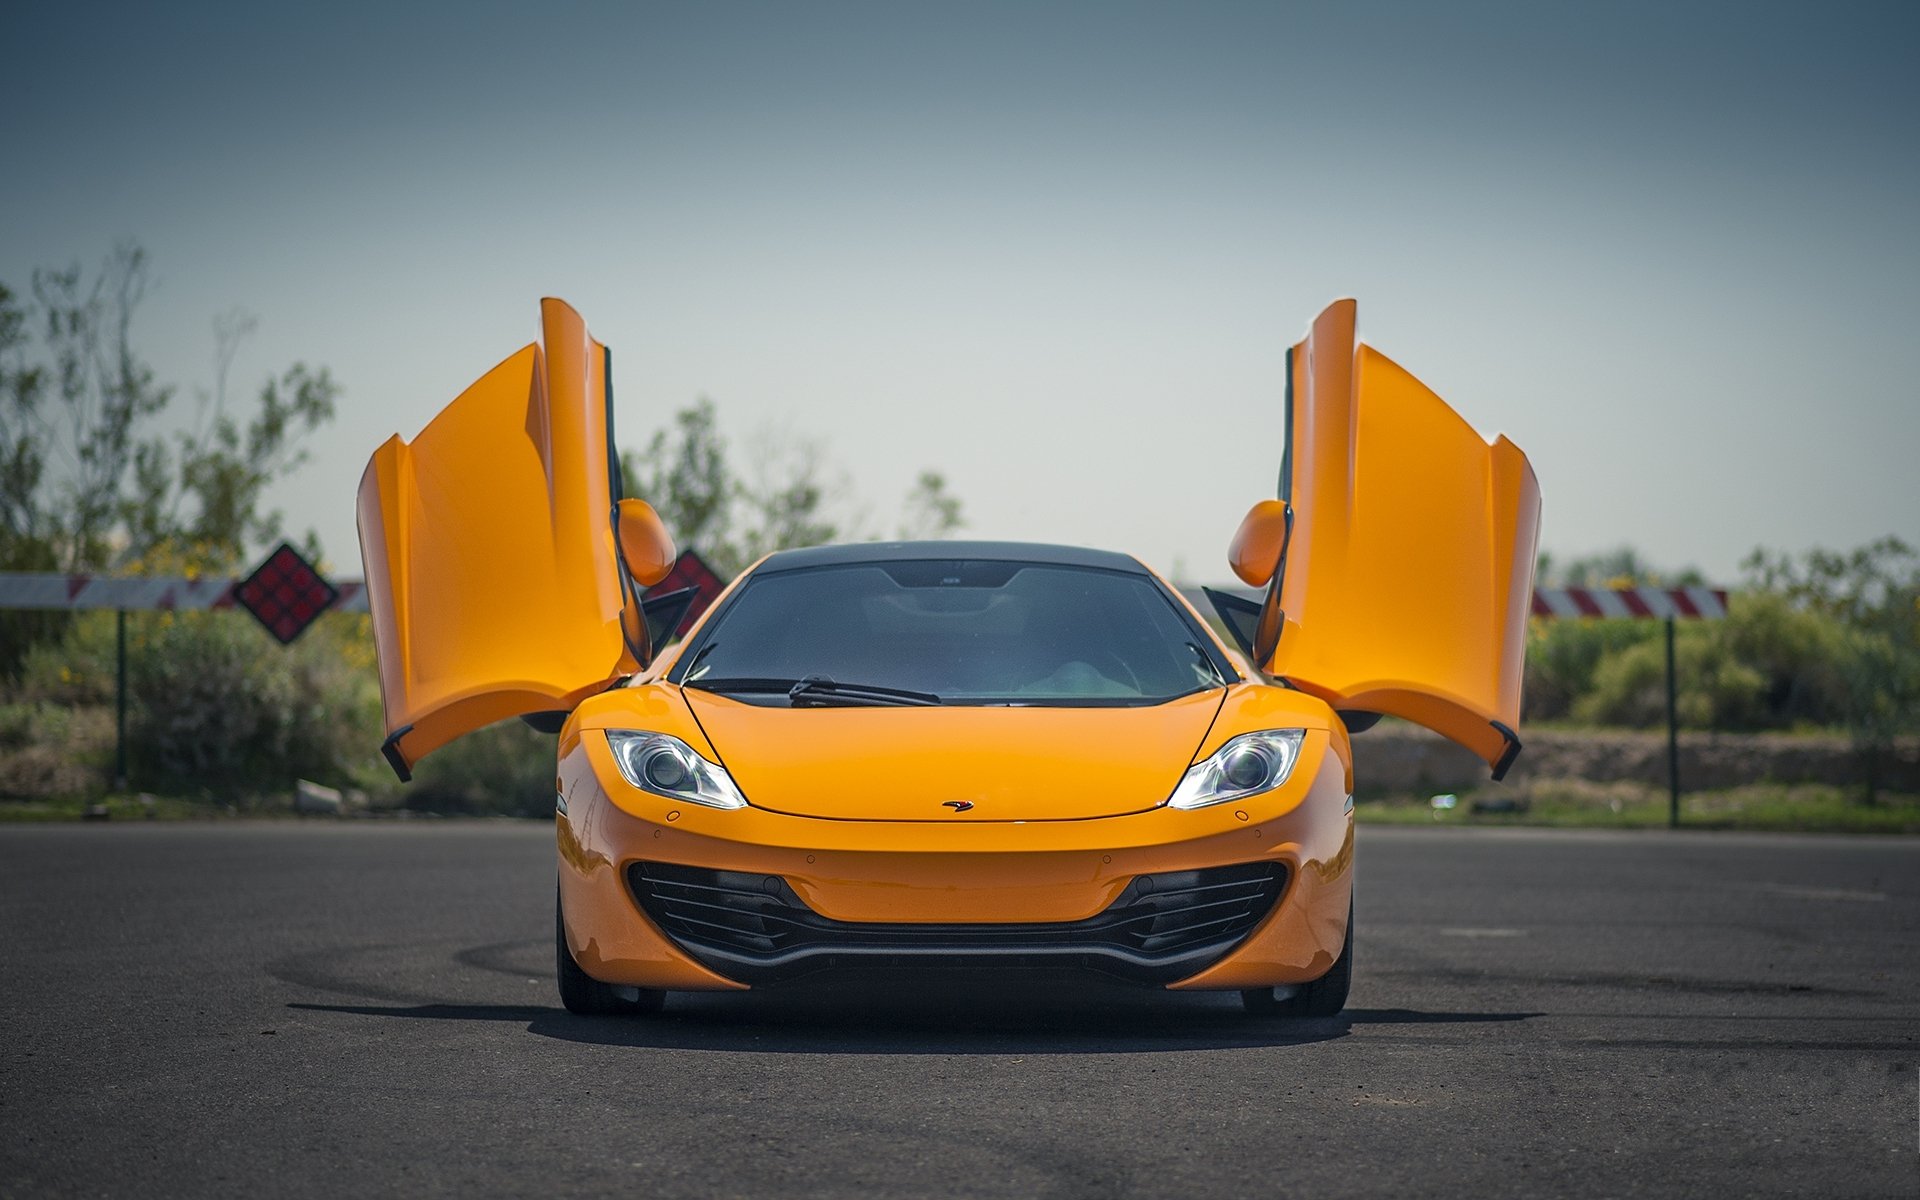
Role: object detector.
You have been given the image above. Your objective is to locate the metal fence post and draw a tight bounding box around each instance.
[115,609,128,791]
[1665,615,1680,829]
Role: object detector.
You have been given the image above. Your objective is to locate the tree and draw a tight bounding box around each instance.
[121,358,337,569]
[899,470,964,540]
[733,431,846,572]
[0,244,337,574]
[1537,545,1706,588]
[620,400,965,579]
[0,282,48,558]
[0,243,340,676]
[1,245,173,572]
[1743,537,1920,803]
[0,280,66,673]
[619,397,732,556]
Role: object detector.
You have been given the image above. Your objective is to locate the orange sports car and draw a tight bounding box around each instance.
[356,298,1539,1017]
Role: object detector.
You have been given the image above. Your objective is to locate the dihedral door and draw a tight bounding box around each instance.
[356,299,627,778]
[1255,299,1541,777]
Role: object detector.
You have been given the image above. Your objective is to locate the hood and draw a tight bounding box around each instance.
[682,690,1225,821]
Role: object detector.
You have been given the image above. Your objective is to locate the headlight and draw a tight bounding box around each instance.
[1166,729,1307,809]
[604,731,748,809]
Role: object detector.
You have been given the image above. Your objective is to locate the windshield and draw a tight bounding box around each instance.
[673,560,1228,706]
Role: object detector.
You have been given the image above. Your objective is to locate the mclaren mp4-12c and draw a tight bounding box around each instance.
[356,298,1539,1016]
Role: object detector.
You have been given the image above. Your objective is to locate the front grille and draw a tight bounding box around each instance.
[628,860,1287,985]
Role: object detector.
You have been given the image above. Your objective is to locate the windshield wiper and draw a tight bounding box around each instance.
[687,675,941,707]
[789,676,941,707]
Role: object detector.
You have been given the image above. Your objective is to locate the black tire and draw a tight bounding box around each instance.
[556,889,665,1015]
[1242,893,1353,1017]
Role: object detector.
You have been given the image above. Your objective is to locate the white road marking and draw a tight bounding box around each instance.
[1757,884,1889,903]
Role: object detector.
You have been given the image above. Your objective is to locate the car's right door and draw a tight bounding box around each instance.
[1224,299,1542,777]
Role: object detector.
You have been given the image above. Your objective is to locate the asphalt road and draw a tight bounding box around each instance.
[1,822,1914,1198]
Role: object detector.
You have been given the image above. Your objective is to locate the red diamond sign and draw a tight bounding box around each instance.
[650,548,727,640]
[234,542,338,644]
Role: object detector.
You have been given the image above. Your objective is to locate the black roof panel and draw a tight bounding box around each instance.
[753,540,1149,575]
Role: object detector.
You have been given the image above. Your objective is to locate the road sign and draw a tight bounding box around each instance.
[647,549,726,640]
[234,543,338,644]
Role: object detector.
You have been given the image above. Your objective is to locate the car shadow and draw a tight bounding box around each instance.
[287,976,1541,1055]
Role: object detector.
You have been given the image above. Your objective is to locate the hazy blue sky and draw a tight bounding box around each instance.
[4,0,1915,583]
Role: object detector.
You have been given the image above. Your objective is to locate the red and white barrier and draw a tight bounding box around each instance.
[0,572,368,613]
[1530,586,1728,620]
[2,574,1725,623]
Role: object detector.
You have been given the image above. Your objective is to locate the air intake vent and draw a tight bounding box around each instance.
[628,860,1286,985]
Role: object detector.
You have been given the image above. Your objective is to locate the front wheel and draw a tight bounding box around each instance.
[556,888,665,1015]
[1242,895,1352,1017]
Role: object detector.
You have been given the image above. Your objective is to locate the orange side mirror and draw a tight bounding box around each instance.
[614,498,676,668]
[1228,499,1290,587]
[615,499,676,587]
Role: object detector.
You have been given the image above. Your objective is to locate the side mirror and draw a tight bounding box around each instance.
[1227,499,1290,587]
[614,499,677,666]
[615,499,676,587]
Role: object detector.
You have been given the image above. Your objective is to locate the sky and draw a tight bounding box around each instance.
[3,0,1916,585]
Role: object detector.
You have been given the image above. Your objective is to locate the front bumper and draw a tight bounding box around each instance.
[628,858,1289,985]
[556,729,1354,992]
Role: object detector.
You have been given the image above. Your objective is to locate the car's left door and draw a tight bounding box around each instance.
[356,298,631,779]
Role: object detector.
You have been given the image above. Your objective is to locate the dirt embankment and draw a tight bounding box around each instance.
[1352,725,1920,797]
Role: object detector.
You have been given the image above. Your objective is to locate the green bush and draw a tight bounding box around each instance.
[1524,618,1658,722]
[125,611,384,801]
[405,719,557,817]
[1572,623,1768,729]
[14,610,122,707]
[1530,589,1878,733]
[2,603,556,812]
[0,701,113,798]
[1715,591,1854,727]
